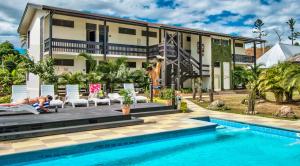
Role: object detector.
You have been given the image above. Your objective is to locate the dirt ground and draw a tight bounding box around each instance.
[190,92,300,120]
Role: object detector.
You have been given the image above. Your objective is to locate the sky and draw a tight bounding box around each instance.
[0,0,299,48]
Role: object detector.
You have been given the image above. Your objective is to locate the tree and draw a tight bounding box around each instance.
[233,66,249,88]
[29,59,58,84]
[0,63,26,95]
[258,62,293,103]
[273,29,284,42]
[286,18,300,45]
[58,72,86,88]
[253,19,267,56]
[0,41,20,65]
[246,64,263,114]
[78,53,96,73]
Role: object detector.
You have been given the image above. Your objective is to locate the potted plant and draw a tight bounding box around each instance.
[120,89,133,115]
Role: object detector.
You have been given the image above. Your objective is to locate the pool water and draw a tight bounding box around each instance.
[5,120,300,166]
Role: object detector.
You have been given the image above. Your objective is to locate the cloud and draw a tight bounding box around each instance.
[0,0,299,48]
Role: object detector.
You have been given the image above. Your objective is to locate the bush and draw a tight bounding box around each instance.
[159,88,173,100]
[181,88,192,94]
[0,95,11,103]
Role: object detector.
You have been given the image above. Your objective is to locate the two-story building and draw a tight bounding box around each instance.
[18,3,265,97]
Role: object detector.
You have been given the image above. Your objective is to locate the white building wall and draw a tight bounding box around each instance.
[26,10,47,98]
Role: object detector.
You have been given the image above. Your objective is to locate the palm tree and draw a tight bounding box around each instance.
[281,63,300,102]
[78,53,96,73]
[58,72,87,88]
[286,18,300,45]
[245,64,263,114]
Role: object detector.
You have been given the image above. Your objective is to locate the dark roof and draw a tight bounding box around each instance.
[18,3,265,43]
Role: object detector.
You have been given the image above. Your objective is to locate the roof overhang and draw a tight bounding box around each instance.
[18,3,265,43]
[17,3,43,35]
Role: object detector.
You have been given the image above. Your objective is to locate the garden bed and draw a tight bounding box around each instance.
[188,92,300,120]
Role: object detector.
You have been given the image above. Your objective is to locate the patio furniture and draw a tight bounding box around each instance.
[123,83,148,104]
[88,84,110,106]
[108,93,123,105]
[65,85,89,108]
[11,85,28,103]
[0,104,40,114]
[41,85,64,108]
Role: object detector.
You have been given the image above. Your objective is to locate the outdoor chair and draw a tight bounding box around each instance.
[41,85,64,108]
[88,83,110,106]
[0,103,40,114]
[123,83,148,104]
[65,85,89,108]
[11,85,28,103]
[108,93,123,105]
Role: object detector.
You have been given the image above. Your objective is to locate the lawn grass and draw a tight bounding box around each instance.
[188,91,300,121]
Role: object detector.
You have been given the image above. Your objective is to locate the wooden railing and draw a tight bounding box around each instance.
[45,38,103,54]
[233,54,255,63]
[44,38,159,57]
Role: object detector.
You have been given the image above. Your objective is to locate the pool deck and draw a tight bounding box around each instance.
[1,99,300,155]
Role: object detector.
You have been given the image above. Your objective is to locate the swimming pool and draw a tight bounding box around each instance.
[1,117,300,166]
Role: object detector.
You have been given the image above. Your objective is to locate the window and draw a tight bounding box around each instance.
[222,40,229,46]
[127,62,136,68]
[99,25,109,43]
[86,23,96,30]
[235,43,244,48]
[54,59,74,66]
[119,27,136,35]
[186,36,191,42]
[212,39,221,45]
[142,31,157,38]
[27,31,30,48]
[214,61,220,67]
[52,19,74,28]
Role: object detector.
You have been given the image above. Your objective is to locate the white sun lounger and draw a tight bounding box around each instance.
[108,93,123,105]
[88,84,110,106]
[123,83,148,104]
[65,85,89,108]
[0,104,40,114]
[11,85,28,103]
[41,85,64,108]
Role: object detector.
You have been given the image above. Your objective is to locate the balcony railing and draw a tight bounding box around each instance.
[233,54,255,63]
[44,38,159,57]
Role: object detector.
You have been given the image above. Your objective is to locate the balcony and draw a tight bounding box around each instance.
[233,54,255,63]
[44,38,159,57]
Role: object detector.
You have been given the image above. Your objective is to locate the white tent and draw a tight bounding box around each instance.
[257,43,300,68]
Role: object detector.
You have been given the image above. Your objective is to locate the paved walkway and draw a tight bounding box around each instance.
[0,99,300,156]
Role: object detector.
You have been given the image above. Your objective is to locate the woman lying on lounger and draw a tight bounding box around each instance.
[16,95,53,113]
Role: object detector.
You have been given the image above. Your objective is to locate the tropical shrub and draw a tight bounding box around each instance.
[0,95,11,103]
[233,66,249,88]
[159,88,173,100]
[29,58,58,84]
[58,72,87,88]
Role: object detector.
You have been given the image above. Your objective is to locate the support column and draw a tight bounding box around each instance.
[253,41,257,67]
[103,20,107,61]
[199,35,202,78]
[163,30,167,87]
[177,31,181,90]
[159,28,162,43]
[232,39,236,69]
[49,11,53,58]
[146,26,149,62]
[171,63,176,108]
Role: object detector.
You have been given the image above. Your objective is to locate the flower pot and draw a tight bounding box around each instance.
[122,104,131,115]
